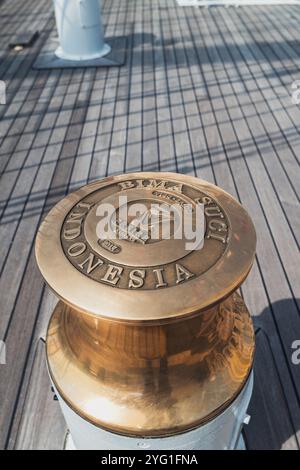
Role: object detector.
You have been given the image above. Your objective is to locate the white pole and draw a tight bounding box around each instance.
[53,0,111,61]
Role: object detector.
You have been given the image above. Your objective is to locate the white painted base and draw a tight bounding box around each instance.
[65,432,76,450]
[55,43,111,62]
[56,372,253,450]
[236,433,247,450]
[64,429,247,450]
[52,0,110,61]
[177,0,300,5]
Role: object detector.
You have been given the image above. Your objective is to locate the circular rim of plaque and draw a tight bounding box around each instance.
[35,172,256,321]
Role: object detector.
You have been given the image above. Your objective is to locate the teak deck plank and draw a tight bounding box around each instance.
[14,340,67,450]
[0,0,299,450]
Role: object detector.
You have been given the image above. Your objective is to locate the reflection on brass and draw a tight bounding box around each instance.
[35,172,256,436]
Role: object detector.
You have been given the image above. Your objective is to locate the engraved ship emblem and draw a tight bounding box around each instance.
[113,205,175,244]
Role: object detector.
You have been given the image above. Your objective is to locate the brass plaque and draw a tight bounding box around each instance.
[60,177,229,290]
[35,172,256,436]
[35,172,256,321]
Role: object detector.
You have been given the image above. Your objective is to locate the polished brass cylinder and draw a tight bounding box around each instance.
[35,172,256,439]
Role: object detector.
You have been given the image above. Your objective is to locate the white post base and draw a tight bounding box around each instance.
[54,42,111,62]
[53,0,110,62]
[58,372,253,450]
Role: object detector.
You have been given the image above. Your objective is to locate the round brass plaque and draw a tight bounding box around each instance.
[36,172,256,437]
[35,172,256,321]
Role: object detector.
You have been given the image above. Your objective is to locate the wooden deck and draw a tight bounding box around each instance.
[0,0,300,450]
